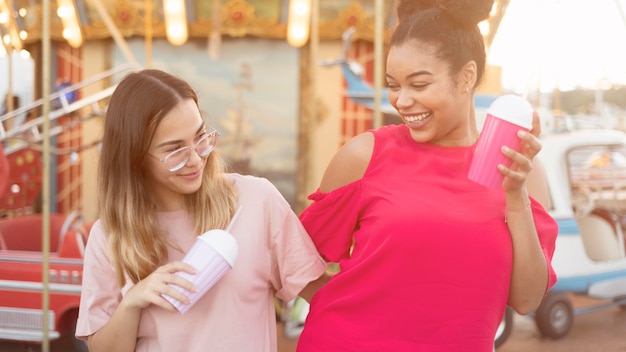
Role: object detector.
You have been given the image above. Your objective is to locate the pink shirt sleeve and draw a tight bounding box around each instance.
[270,210,327,302]
[240,175,326,303]
[299,181,362,262]
[75,221,121,340]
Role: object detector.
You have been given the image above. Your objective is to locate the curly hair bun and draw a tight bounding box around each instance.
[396,0,436,22]
[437,0,493,29]
[397,0,494,29]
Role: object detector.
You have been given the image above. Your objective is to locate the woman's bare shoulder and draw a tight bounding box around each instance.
[319,132,375,193]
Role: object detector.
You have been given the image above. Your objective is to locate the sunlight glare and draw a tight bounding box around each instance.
[489,0,626,93]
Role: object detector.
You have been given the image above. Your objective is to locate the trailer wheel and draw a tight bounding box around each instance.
[494,306,514,348]
[534,292,574,339]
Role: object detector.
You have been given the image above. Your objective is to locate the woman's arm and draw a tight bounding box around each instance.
[500,113,553,314]
[527,157,551,210]
[87,298,142,352]
[298,271,333,303]
[87,262,197,352]
[502,186,549,314]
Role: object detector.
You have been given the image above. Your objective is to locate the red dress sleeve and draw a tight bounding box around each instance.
[531,198,559,292]
[299,181,362,262]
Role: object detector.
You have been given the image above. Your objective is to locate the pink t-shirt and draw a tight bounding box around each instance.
[297,125,558,352]
[76,174,326,352]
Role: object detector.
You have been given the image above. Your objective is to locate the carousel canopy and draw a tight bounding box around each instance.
[0,0,508,49]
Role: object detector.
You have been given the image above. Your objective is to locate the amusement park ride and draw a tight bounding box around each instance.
[0,64,137,350]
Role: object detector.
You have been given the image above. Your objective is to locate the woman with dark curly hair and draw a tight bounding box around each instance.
[296,1,558,351]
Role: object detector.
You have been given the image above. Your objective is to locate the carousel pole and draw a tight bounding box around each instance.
[5,0,15,115]
[308,0,318,198]
[372,0,384,129]
[41,0,52,350]
[209,0,221,60]
[145,0,152,67]
[7,49,13,113]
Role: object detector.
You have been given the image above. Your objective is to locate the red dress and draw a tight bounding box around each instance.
[297,124,558,352]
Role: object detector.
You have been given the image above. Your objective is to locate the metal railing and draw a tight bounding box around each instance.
[0,64,141,155]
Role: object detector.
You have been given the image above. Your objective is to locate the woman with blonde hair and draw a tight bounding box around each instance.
[76,69,325,352]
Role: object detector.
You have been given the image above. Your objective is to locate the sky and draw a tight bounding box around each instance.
[489,0,626,93]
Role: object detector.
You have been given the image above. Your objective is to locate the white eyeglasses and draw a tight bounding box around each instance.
[148,129,219,172]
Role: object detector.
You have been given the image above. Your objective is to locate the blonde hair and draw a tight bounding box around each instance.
[98,69,237,287]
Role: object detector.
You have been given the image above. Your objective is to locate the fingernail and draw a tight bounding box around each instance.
[501,146,510,153]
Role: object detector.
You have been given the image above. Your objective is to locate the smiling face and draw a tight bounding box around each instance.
[143,98,208,211]
[385,40,478,146]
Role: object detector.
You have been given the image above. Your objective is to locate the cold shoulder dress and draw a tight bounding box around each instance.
[297,124,558,352]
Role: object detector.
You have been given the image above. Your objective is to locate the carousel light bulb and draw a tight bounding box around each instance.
[57,0,83,47]
[163,0,188,46]
[62,27,74,40]
[287,0,312,48]
[57,5,71,18]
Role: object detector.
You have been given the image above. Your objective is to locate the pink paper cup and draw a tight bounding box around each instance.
[163,229,238,313]
[468,95,533,189]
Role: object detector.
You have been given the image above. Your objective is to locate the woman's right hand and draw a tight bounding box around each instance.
[121,261,198,311]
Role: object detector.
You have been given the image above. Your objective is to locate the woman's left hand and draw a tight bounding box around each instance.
[499,111,542,192]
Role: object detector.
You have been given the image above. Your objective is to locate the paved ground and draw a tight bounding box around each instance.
[497,294,626,352]
[1,294,624,351]
[277,294,626,352]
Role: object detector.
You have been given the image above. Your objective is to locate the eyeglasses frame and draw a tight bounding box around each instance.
[147,128,219,172]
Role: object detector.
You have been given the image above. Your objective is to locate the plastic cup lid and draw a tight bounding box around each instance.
[487,95,534,129]
[199,229,239,267]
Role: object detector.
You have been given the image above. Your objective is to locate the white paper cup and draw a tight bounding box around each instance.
[163,229,238,313]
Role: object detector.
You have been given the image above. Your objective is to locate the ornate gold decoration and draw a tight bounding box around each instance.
[84,0,160,39]
[219,0,269,37]
[19,0,388,45]
[15,0,519,46]
[190,0,285,39]
[318,2,382,41]
[113,0,139,33]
